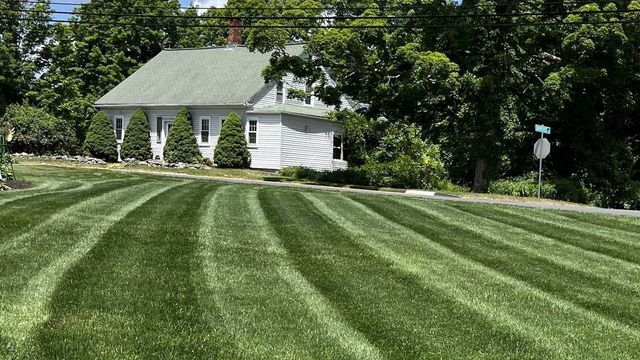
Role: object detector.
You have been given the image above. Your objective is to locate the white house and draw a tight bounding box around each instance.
[93,43,352,171]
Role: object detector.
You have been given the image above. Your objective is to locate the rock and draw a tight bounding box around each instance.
[0,183,11,191]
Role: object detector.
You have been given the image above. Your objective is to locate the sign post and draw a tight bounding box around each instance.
[533,124,551,198]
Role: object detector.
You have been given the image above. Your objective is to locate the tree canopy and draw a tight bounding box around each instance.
[0,0,639,207]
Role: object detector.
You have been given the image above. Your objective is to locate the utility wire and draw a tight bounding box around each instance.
[2,14,638,28]
[17,0,632,12]
[5,6,640,21]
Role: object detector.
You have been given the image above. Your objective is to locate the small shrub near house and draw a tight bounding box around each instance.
[83,111,118,162]
[121,109,152,161]
[1,104,77,155]
[214,112,251,168]
[163,108,202,164]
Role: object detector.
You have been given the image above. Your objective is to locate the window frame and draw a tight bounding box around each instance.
[218,116,227,134]
[114,116,124,141]
[247,118,258,146]
[333,133,346,161]
[156,117,163,144]
[200,116,210,144]
[276,83,285,104]
[304,83,313,106]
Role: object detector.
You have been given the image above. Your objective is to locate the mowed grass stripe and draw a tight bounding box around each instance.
[33,182,220,359]
[198,185,381,359]
[0,180,179,357]
[558,211,640,234]
[502,206,640,245]
[0,179,134,241]
[351,195,640,329]
[0,181,83,206]
[258,189,545,358]
[308,192,640,359]
[402,199,640,292]
[448,203,640,264]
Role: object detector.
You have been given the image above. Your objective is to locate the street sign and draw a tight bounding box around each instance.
[535,124,551,135]
[534,138,551,159]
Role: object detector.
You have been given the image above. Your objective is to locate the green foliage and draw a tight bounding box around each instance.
[548,178,591,204]
[489,176,557,199]
[83,111,118,162]
[163,108,202,164]
[214,112,251,168]
[280,166,369,186]
[120,109,152,161]
[1,104,77,155]
[0,0,52,114]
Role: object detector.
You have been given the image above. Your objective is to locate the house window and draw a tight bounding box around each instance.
[248,119,258,145]
[201,117,210,143]
[219,117,226,133]
[305,83,312,105]
[333,134,347,160]
[115,116,123,141]
[156,117,162,143]
[276,83,284,104]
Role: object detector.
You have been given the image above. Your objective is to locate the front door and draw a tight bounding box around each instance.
[162,120,174,146]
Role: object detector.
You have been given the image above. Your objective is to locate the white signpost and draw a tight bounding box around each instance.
[534,124,551,198]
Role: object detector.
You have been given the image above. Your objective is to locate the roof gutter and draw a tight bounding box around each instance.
[93,103,248,109]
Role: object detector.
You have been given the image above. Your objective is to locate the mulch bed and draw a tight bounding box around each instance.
[1,180,35,190]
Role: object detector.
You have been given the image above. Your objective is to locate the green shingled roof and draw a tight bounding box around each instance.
[95,44,305,106]
[247,104,331,119]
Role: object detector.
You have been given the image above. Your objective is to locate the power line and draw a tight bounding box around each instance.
[17,0,635,12]
[5,6,640,21]
[2,14,638,29]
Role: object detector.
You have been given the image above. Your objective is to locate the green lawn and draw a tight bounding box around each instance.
[1,165,639,359]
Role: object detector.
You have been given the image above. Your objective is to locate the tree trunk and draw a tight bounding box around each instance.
[472,157,486,193]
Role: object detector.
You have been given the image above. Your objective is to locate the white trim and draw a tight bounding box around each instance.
[332,132,346,161]
[199,116,211,144]
[246,117,258,147]
[162,118,174,146]
[304,83,314,107]
[114,115,124,143]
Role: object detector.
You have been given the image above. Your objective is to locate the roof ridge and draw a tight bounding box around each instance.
[163,42,306,52]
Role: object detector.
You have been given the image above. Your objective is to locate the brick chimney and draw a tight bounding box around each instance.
[227,18,243,46]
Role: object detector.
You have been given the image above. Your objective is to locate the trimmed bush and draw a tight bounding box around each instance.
[1,104,77,155]
[214,112,251,168]
[121,109,152,161]
[488,175,557,198]
[83,111,118,162]
[163,108,202,164]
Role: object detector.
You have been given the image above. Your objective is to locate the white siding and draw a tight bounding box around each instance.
[246,114,282,169]
[104,107,245,161]
[280,114,343,171]
[253,74,356,110]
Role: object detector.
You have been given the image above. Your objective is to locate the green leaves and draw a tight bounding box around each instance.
[83,111,118,162]
[163,108,202,164]
[214,112,251,168]
[121,109,152,161]
[1,104,77,155]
